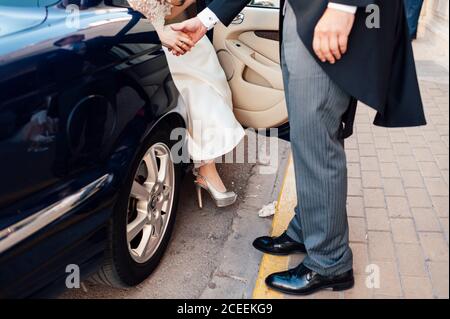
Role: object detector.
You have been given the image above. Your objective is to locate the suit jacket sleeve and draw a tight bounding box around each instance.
[207,0,250,26]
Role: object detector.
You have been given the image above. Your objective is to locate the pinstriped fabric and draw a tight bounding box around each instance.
[282,2,353,276]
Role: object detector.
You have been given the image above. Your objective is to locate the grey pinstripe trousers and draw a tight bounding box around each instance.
[282,2,353,276]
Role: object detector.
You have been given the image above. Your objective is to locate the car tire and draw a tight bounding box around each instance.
[92,125,182,288]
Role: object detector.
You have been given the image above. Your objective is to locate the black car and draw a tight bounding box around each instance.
[0,0,288,298]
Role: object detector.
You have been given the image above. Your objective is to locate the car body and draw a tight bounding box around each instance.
[0,0,188,298]
[0,0,287,298]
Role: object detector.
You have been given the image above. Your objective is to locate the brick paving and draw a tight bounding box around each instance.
[285,38,449,299]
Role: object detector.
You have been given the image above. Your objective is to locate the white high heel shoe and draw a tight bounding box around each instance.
[193,169,237,209]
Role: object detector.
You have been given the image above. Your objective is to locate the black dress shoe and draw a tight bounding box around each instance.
[252,232,306,256]
[265,263,354,295]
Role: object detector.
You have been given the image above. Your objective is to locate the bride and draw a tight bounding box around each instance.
[128,0,246,208]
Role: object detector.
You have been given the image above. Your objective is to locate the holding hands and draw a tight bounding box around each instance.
[171,18,208,45]
[161,17,207,56]
[158,25,195,55]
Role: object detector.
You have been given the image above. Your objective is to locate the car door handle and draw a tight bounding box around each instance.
[225,39,283,90]
[232,13,245,25]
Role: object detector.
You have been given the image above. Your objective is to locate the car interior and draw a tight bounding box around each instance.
[211,3,287,129]
[168,0,288,131]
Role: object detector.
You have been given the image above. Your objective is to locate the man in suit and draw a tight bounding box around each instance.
[172,0,426,295]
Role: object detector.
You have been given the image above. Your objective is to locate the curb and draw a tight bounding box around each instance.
[253,154,296,299]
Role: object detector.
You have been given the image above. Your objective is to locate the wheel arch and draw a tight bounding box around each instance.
[146,110,187,138]
[108,107,187,183]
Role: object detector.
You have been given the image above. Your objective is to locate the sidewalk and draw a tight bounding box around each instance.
[253,38,449,299]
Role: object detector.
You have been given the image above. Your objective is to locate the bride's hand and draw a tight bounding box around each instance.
[158,26,195,56]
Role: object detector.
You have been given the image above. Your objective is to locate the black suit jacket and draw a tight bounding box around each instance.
[206,0,426,134]
[196,0,208,11]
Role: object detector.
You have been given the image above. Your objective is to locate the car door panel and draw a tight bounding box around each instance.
[213,6,287,129]
[239,30,280,64]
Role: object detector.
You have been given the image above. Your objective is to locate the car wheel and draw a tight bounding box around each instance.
[92,126,182,287]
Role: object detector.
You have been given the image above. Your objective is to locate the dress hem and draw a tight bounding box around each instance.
[189,129,247,163]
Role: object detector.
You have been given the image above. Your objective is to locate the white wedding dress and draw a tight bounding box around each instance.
[129,0,245,162]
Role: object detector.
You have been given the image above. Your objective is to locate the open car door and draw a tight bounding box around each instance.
[212,0,288,135]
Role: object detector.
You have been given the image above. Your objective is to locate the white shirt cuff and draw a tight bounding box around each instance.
[328,3,358,14]
[198,8,220,30]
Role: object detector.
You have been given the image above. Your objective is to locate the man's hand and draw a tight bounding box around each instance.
[171,17,208,46]
[313,8,355,64]
[158,26,195,56]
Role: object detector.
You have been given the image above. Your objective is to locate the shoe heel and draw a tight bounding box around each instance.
[196,184,203,209]
[194,173,237,208]
[332,280,355,291]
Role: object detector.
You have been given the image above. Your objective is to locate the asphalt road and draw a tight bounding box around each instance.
[60,131,291,299]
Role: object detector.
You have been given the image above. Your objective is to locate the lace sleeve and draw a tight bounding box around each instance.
[128,0,173,29]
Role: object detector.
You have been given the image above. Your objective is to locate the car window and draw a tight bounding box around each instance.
[248,0,280,8]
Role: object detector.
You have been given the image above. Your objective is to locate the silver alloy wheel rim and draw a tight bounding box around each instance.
[127,143,175,264]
